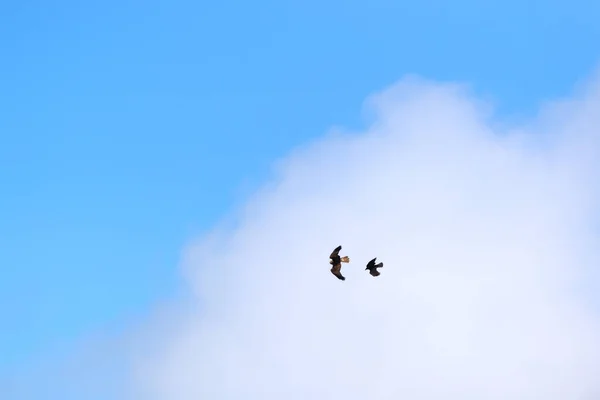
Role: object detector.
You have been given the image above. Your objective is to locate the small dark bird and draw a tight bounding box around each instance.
[365,257,383,277]
[329,245,350,280]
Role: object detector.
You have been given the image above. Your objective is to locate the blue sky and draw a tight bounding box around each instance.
[1,0,599,374]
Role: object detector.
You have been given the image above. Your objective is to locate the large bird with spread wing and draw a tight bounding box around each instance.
[365,257,383,277]
[329,245,350,280]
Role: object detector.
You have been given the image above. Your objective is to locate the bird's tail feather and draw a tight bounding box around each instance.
[341,256,350,263]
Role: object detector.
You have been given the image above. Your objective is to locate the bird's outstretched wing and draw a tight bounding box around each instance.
[330,263,345,280]
[330,245,342,259]
[366,257,377,269]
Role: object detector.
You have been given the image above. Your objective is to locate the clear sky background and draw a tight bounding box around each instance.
[1,0,599,382]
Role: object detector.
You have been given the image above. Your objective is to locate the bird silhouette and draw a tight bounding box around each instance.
[365,257,383,277]
[329,245,350,280]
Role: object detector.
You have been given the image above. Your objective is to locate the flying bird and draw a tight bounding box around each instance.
[365,257,383,277]
[329,245,350,280]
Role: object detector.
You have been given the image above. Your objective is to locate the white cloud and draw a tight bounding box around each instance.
[5,73,599,400]
[128,74,600,399]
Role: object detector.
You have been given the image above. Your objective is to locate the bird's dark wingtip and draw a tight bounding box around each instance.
[330,245,342,258]
[366,257,376,269]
